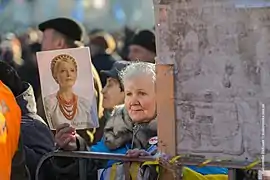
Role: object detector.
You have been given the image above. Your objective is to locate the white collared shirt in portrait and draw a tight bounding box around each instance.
[44,93,98,130]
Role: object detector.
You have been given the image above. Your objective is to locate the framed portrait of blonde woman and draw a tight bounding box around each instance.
[36,47,99,130]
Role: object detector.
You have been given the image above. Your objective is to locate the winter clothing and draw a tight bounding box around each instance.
[0,81,21,180]
[15,83,55,180]
[103,105,157,150]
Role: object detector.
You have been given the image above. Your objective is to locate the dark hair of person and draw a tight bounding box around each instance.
[118,80,124,92]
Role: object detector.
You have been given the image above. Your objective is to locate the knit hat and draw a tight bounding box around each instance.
[130,30,156,54]
[101,61,131,81]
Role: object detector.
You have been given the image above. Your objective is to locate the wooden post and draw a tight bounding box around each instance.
[153,0,177,178]
[156,64,177,179]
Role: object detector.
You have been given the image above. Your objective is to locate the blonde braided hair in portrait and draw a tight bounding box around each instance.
[51,54,78,82]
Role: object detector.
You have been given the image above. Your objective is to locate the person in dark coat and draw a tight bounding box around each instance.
[0,61,55,180]
[36,17,104,145]
[89,31,118,87]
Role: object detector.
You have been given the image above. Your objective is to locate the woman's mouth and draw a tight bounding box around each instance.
[130,106,143,111]
[131,109,143,112]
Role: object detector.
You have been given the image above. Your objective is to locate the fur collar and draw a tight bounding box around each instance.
[103,105,157,150]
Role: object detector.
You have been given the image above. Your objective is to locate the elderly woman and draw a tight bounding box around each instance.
[101,61,157,151]
[55,62,157,151]
[54,62,157,179]
[44,54,95,130]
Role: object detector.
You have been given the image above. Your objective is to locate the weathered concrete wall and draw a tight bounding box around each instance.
[154,0,270,161]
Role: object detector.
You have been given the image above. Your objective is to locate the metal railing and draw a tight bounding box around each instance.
[35,151,157,180]
[36,151,269,180]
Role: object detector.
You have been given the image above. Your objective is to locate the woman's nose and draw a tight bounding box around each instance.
[101,87,106,94]
[129,95,139,105]
[66,71,71,77]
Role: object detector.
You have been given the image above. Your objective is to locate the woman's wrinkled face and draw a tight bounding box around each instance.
[102,77,124,109]
[124,75,156,123]
[55,60,77,89]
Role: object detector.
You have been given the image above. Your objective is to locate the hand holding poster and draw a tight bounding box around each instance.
[37,47,99,130]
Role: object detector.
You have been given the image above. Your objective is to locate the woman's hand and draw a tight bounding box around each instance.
[55,123,77,151]
[126,149,151,158]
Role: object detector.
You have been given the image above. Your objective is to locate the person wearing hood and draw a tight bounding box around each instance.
[0,61,55,180]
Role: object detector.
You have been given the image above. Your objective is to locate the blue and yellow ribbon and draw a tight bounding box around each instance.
[110,162,121,180]
[86,128,96,143]
[244,159,260,170]
[199,159,212,167]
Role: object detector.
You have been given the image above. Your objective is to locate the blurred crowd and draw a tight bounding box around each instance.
[0,20,156,98]
[0,17,161,180]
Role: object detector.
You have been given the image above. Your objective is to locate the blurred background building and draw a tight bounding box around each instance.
[0,0,155,33]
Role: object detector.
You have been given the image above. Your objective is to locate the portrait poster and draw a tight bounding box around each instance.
[36,47,99,130]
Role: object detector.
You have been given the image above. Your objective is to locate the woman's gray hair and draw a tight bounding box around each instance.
[120,62,156,84]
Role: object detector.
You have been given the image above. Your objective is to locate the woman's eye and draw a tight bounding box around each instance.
[138,91,147,96]
[126,92,132,96]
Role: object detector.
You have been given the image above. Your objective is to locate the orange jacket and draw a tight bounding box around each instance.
[0,81,21,180]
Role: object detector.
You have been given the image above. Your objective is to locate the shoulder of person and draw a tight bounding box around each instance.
[21,115,54,147]
[43,94,57,116]
[147,119,157,132]
[22,112,48,126]
[77,96,92,111]
[105,105,132,132]
[77,96,90,104]
[107,105,128,124]
[44,93,57,104]
[21,114,51,132]
[111,104,126,117]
